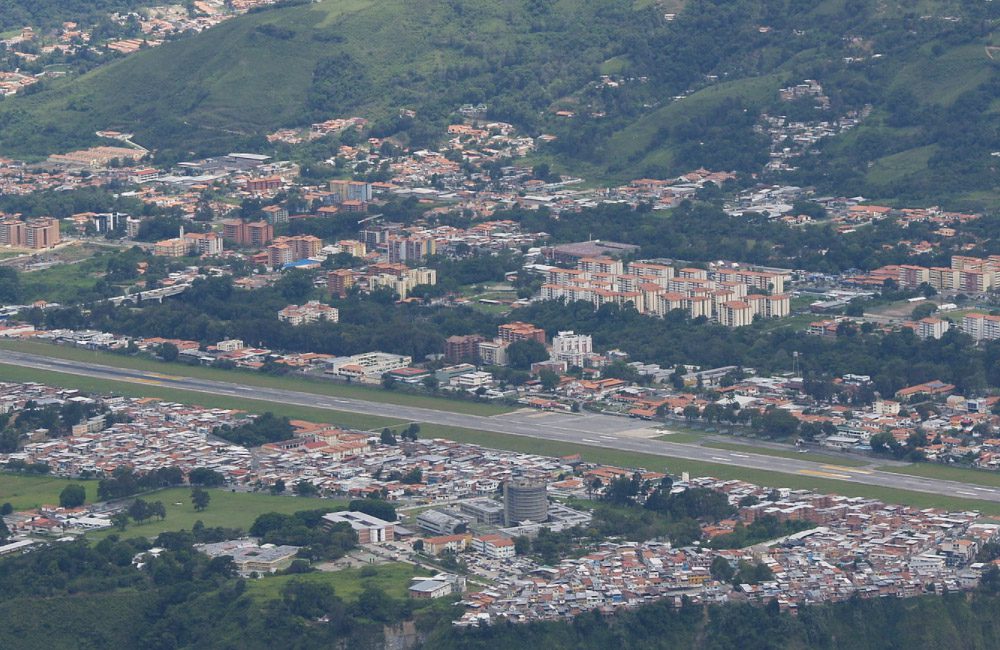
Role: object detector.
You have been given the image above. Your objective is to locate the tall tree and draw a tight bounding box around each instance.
[191,487,211,512]
[59,484,86,508]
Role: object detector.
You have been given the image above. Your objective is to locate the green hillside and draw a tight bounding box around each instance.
[0,0,996,205]
[542,0,1000,203]
[0,0,641,160]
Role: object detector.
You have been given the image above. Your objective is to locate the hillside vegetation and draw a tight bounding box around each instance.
[0,0,637,160]
[432,589,1000,649]
[0,0,996,205]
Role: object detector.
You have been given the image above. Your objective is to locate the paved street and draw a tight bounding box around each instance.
[3,348,1000,504]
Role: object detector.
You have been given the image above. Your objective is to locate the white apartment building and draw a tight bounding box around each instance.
[915,317,950,340]
[551,331,592,367]
[471,534,516,559]
[451,371,494,390]
[477,340,509,367]
[962,313,1000,342]
[366,267,437,299]
[540,257,790,328]
[717,301,755,328]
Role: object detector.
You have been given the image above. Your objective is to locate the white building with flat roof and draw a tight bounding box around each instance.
[326,352,412,383]
[551,331,592,367]
[322,511,394,544]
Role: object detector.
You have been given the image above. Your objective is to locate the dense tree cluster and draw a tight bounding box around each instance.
[212,412,295,448]
[59,483,87,508]
[707,515,812,550]
[249,509,357,560]
[347,498,396,522]
[97,465,185,501]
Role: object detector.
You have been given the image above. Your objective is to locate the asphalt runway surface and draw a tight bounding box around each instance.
[3,349,1000,504]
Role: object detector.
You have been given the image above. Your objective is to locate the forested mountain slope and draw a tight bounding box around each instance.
[0,0,996,205]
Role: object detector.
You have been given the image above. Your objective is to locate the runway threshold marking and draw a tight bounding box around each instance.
[146,372,184,381]
[822,465,872,474]
[130,378,165,387]
[798,469,852,480]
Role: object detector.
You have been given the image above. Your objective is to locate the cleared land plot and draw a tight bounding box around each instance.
[246,563,418,603]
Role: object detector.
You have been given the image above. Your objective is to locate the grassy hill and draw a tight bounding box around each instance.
[0,0,996,205]
[0,0,641,160]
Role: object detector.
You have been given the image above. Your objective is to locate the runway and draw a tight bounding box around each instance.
[3,348,1000,505]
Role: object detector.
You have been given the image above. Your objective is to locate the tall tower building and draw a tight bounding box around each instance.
[503,476,548,526]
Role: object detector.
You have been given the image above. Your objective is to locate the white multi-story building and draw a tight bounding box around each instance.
[551,331,592,367]
[717,300,755,328]
[540,257,791,328]
[962,313,1000,342]
[915,317,950,340]
[184,232,224,256]
[477,340,509,367]
[471,534,516,559]
[451,371,494,390]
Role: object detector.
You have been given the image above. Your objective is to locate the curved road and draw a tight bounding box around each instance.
[3,349,1000,505]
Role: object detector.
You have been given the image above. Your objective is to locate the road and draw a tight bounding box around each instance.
[4,348,1000,504]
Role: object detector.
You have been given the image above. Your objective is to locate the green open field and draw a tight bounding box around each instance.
[86,487,345,542]
[19,258,112,304]
[0,472,97,510]
[866,144,939,187]
[0,339,512,417]
[701,442,871,468]
[8,362,1000,516]
[0,362,403,431]
[246,563,418,603]
[890,42,996,107]
[757,313,818,333]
